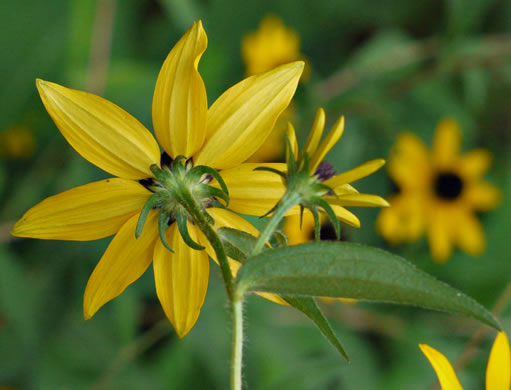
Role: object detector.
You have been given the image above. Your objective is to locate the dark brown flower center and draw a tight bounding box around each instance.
[314,160,337,182]
[434,171,463,200]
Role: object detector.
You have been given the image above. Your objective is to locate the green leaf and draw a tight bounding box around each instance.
[217,227,260,263]
[283,296,349,362]
[235,242,500,330]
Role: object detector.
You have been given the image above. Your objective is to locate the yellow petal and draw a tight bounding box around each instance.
[303,108,325,159]
[459,149,492,179]
[153,223,209,338]
[37,79,160,180]
[283,212,316,245]
[419,344,463,390]
[310,115,344,172]
[324,159,386,189]
[486,332,511,390]
[12,179,150,241]
[388,132,431,190]
[195,61,304,169]
[454,212,485,256]
[83,211,158,319]
[433,118,461,169]
[215,163,287,216]
[428,211,452,263]
[331,205,361,228]
[152,21,208,159]
[465,182,501,211]
[325,194,390,208]
[287,122,298,160]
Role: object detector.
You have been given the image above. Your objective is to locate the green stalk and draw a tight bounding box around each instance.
[251,191,301,256]
[230,293,244,390]
[181,193,234,301]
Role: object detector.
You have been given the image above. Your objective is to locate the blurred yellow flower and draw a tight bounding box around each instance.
[242,15,308,77]
[420,332,510,390]
[12,21,303,338]
[0,127,35,159]
[377,119,500,262]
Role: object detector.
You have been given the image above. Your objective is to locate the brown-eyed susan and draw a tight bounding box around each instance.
[377,119,501,263]
[420,332,510,389]
[12,21,303,338]
[219,108,388,231]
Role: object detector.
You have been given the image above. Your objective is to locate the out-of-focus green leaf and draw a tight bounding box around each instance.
[235,241,500,330]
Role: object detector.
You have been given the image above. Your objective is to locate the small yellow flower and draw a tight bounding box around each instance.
[377,119,501,262]
[12,21,303,338]
[242,15,308,77]
[224,108,388,227]
[420,332,510,390]
[0,127,35,159]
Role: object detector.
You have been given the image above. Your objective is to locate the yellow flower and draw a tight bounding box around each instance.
[377,119,501,262]
[242,15,308,77]
[221,108,388,226]
[0,127,35,159]
[420,332,510,389]
[12,21,303,338]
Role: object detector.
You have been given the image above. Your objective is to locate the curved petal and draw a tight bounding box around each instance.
[486,332,510,390]
[454,212,485,256]
[83,210,158,320]
[459,149,492,179]
[324,159,386,189]
[331,205,360,228]
[325,194,390,208]
[12,179,150,241]
[37,79,160,180]
[388,132,431,190]
[215,163,287,216]
[152,21,208,158]
[195,61,304,169]
[464,182,501,211]
[433,118,461,169]
[419,344,463,390]
[310,115,344,172]
[153,223,209,338]
[428,210,452,263]
[287,122,298,160]
[303,108,325,159]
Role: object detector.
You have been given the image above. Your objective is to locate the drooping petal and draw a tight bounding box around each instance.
[195,62,304,169]
[12,179,151,241]
[83,211,158,320]
[215,163,287,216]
[152,21,208,159]
[433,118,461,169]
[454,212,485,256]
[486,332,511,390]
[310,115,345,172]
[419,344,463,390]
[464,182,501,211]
[459,149,492,179]
[324,159,386,189]
[303,108,325,159]
[428,210,452,263]
[36,79,160,180]
[153,223,209,338]
[388,132,431,190]
[325,194,390,208]
[331,205,360,228]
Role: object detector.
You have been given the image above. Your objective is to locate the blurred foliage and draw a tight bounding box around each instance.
[1,0,510,389]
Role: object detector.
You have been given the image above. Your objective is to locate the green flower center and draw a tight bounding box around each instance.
[136,153,229,252]
[433,171,464,200]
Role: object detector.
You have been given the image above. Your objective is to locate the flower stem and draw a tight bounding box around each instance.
[231,293,244,390]
[252,192,301,256]
[182,195,234,301]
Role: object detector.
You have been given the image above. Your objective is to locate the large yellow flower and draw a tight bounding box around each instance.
[377,119,501,262]
[220,108,388,225]
[420,332,510,389]
[12,21,303,338]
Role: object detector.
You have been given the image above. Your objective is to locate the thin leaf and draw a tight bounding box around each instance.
[235,241,500,330]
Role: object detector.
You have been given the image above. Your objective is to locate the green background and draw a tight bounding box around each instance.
[1,0,510,388]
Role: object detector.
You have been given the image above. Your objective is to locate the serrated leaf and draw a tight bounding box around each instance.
[283,296,349,362]
[235,242,500,330]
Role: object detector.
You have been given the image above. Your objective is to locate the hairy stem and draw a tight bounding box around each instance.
[231,294,244,390]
